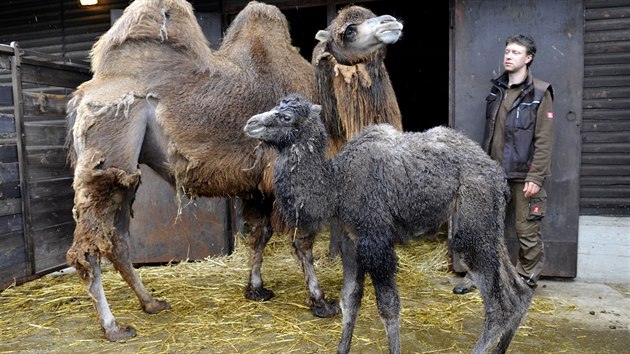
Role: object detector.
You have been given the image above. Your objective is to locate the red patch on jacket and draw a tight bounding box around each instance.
[547,112,554,119]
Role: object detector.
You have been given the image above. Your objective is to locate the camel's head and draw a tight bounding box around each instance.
[314,5,403,65]
[90,0,211,75]
[244,94,324,150]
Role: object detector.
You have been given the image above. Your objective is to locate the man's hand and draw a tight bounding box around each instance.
[523,181,540,198]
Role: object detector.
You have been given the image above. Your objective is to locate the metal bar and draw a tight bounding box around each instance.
[10,41,35,276]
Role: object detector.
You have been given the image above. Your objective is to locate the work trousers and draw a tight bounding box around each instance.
[508,181,546,282]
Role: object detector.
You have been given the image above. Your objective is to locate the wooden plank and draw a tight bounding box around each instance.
[581,197,630,207]
[583,86,630,99]
[583,97,630,109]
[581,120,630,131]
[583,108,630,120]
[582,131,630,143]
[581,175,630,186]
[584,41,630,54]
[0,180,20,199]
[581,186,630,198]
[0,198,21,217]
[0,213,23,235]
[0,114,16,136]
[582,153,630,166]
[32,222,74,272]
[22,92,71,117]
[0,144,18,163]
[584,28,630,43]
[584,75,630,88]
[0,230,27,287]
[585,17,630,32]
[581,164,630,176]
[582,142,630,153]
[0,160,19,182]
[30,195,74,230]
[24,120,67,146]
[0,85,12,105]
[20,62,90,89]
[585,0,630,9]
[0,56,10,70]
[585,6,630,20]
[25,146,72,180]
[28,177,73,199]
[584,63,630,76]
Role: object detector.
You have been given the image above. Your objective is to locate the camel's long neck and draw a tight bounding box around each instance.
[315,54,402,156]
[273,136,334,230]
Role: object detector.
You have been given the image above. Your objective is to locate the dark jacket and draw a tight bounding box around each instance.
[482,70,554,186]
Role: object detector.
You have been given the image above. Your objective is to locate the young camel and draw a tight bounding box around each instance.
[244,94,535,354]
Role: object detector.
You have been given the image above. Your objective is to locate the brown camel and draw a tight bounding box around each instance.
[311,5,404,257]
[66,0,330,341]
[66,0,404,341]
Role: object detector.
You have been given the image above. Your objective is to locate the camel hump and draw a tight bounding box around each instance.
[220,0,291,46]
[90,0,212,75]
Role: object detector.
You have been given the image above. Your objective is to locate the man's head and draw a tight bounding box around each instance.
[503,34,537,73]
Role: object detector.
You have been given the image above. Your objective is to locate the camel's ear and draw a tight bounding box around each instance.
[315,30,330,43]
[312,104,322,117]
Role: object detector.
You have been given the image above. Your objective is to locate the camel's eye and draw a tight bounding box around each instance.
[343,25,357,42]
[279,113,293,124]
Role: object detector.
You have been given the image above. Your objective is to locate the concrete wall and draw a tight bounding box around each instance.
[576,216,630,284]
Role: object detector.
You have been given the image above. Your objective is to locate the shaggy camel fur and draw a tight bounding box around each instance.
[312,5,404,257]
[245,94,535,354]
[66,0,335,341]
[313,5,403,156]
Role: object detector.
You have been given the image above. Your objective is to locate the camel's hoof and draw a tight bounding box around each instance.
[312,298,340,318]
[105,325,137,342]
[142,299,170,314]
[245,285,275,302]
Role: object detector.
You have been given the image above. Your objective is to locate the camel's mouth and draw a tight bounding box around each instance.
[377,27,402,44]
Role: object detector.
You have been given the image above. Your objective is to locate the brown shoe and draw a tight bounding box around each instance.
[453,275,476,294]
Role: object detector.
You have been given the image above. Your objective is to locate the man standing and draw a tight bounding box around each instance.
[454,34,554,294]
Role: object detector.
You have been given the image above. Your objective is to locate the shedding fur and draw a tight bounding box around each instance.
[65,0,332,342]
[245,94,535,354]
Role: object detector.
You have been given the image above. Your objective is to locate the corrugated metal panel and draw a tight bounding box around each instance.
[0,0,130,62]
[582,0,630,216]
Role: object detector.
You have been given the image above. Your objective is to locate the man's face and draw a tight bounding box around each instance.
[503,42,532,73]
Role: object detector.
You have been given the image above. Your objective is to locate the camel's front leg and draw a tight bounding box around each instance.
[292,234,340,317]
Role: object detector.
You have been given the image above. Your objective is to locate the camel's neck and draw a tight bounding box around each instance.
[273,136,334,230]
[315,54,402,147]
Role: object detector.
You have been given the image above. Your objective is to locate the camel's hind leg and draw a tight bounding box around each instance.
[109,184,170,315]
[337,233,366,354]
[454,230,534,354]
[67,94,168,341]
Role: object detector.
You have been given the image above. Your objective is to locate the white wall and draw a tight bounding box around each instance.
[577,216,630,284]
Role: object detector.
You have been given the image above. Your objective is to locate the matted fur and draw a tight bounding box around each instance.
[312,5,403,156]
[245,93,535,354]
[65,0,326,341]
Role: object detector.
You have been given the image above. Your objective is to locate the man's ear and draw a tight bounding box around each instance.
[526,54,533,64]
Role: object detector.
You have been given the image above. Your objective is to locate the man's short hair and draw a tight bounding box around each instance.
[506,34,537,66]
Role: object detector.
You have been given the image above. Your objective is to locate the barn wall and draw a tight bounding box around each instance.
[0,44,91,290]
[581,0,630,216]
